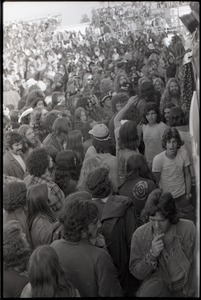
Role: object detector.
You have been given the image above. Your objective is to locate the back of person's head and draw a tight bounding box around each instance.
[3,181,27,212]
[111,92,129,113]
[77,156,104,191]
[26,89,44,108]
[17,124,32,138]
[143,101,161,123]
[139,80,155,99]
[26,183,55,230]
[140,189,179,224]
[52,117,70,137]
[66,130,83,150]
[59,197,99,242]
[161,127,184,149]
[85,166,112,198]
[10,110,19,123]
[51,92,64,109]
[119,120,139,150]
[126,153,155,181]
[55,150,80,181]
[43,145,59,163]
[28,245,76,297]
[3,220,31,272]
[168,106,187,127]
[26,147,49,177]
[43,110,62,132]
[5,131,23,150]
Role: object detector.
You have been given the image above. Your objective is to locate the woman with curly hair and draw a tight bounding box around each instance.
[21,245,79,297]
[152,127,195,222]
[3,181,32,248]
[51,196,123,297]
[3,220,31,298]
[26,183,61,249]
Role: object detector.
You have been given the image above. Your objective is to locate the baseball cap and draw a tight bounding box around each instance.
[88,124,111,141]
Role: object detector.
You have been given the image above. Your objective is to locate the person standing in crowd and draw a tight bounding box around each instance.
[18,124,41,161]
[152,127,195,222]
[24,147,64,216]
[21,245,79,297]
[3,220,31,298]
[119,154,157,225]
[85,166,139,296]
[129,189,198,297]
[43,117,70,152]
[160,78,181,113]
[3,131,26,180]
[141,102,167,169]
[51,196,123,297]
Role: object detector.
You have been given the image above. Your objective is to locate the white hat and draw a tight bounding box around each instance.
[148,43,155,50]
[37,80,47,92]
[44,96,52,105]
[89,124,111,141]
[18,107,33,123]
[26,78,37,89]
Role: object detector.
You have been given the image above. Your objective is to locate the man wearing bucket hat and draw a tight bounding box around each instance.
[84,123,119,191]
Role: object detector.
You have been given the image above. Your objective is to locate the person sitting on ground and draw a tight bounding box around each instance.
[129,189,198,297]
[51,195,123,297]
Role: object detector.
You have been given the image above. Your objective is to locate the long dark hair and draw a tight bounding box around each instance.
[28,245,77,297]
[26,184,56,230]
[119,121,139,151]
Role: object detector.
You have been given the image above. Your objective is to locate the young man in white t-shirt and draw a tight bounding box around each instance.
[152,127,195,222]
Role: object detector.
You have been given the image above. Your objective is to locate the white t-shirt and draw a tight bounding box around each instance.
[152,148,190,198]
[142,122,167,164]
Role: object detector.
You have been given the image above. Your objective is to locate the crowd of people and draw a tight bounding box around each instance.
[3,1,199,298]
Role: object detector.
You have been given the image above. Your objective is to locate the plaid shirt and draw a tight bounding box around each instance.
[30,174,64,214]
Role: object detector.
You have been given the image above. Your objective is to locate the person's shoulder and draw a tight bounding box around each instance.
[177,219,196,233]
[133,222,150,236]
[153,150,165,160]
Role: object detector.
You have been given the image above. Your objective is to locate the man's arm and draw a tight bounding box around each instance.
[184,165,192,199]
[114,95,138,130]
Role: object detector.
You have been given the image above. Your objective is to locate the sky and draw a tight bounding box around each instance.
[3,1,106,26]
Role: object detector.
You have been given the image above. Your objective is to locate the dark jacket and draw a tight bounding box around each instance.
[3,269,29,298]
[43,133,63,152]
[93,195,138,296]
[3,151,25,180]
[51,238,123,297]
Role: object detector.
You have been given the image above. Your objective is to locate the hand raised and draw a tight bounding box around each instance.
[151,233,164,257]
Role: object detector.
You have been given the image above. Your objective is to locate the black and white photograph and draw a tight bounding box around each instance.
[2,1,200,297]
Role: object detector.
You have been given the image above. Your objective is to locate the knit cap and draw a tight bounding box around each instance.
[86,167,112,198]
[3,182,27,212]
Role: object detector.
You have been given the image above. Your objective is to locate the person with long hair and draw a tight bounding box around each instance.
[129,189,197,297]
[26,183,60,249]
[77,156,106,191]
[54,150,78,197]
[66,130,85,163]
[3,220,31,298]
[152,127,195,222]
[141,102,167,169]
[160,78,181,113]
[119,154,157,224]
[21,245,79,297]
[51,196,123,297]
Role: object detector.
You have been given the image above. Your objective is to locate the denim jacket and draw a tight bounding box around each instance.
[129,219,197,297]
